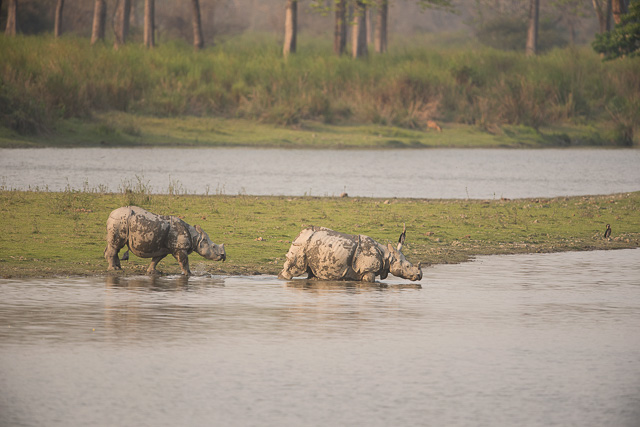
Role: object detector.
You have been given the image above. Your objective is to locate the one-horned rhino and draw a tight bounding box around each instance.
[278,225,422,282]
[105,206,226,275]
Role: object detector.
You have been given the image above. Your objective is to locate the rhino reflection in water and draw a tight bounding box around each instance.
[278,226,422,282]
[105,206,226,276]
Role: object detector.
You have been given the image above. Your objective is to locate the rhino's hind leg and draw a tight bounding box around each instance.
[105,245,123,270]
[147,255,167,275]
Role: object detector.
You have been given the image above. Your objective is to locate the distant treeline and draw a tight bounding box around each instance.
[0,34,638,145]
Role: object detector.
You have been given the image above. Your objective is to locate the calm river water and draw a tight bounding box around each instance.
[1,249,639,427]
[1,147,639,199]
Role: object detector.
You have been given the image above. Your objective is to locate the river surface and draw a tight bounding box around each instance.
[1,148,638,199]
[1,249,639,427]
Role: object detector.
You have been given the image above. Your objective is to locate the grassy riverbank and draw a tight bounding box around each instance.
[1,34,639,148]
[1,190,638,278]
[0,111,616,149]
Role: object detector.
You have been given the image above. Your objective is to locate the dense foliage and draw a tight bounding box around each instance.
[592,1,640,60]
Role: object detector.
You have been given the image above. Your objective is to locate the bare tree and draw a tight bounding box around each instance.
[144,0,155,48]
[525,0,539,56]
[191,0,205,50]
[283,0,297,58]
[91,0,106,44]
[334,0,347,55]
[374,0,388,53]
[54,0,65,37]
[352,0,368,58]
[114,0,132,49]
[5,0,17,36]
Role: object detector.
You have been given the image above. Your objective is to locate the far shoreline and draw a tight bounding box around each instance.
[2,112,636,150]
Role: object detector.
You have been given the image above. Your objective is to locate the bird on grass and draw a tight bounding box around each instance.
[604,224,612,239]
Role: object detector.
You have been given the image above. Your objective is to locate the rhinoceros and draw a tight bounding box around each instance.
[104,206,226,275]
[278,225,422,282]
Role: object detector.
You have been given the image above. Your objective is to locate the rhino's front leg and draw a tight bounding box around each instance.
[361,272,376,282]
[174,251,191,276]
[306,267,316,279]
[147,255,167,275]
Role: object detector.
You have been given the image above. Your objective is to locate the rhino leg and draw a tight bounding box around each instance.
[174,251,191,276]
[105,207,131,271]
[105,245,122,270]
[361,272,376,282]
[306,266,316,279]
[147,255,167,275]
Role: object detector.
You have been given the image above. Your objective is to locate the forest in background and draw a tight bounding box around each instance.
[1,0,638,147]
[0,0,606,47]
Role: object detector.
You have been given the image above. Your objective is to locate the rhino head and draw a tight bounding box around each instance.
[386,225,422,281]
[193,225,226,262]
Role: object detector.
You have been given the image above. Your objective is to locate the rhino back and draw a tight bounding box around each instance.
[127,208,173,258]
[306,230,357,279]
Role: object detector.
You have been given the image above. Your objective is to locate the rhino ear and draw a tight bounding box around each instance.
[397,223,406,252]
[195,225,203,234]
[387,243,398,255]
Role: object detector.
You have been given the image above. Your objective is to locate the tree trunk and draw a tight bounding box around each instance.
[91,0,106,44]
[191,0,205,50]
[283,0,297,58]
[366,6,373,45]
[54,0,64,37]
[130,0,137,26]
[352,0,368,58]
[374,0,388,54]
[568,19,575,45]
[611,0,627,24]
[5,0,17,36]
[525,0,539,56]
[334,0,347,56]
[114,0,131,49]
[592,0,612,33]
[144,0,155,48]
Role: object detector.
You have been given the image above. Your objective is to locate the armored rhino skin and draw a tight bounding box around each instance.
[278,226,422,282]
[105,206,226,275]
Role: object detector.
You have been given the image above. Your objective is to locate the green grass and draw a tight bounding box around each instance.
[0,111,616,149]
[1,33,639,147]
[1,190,638,278]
